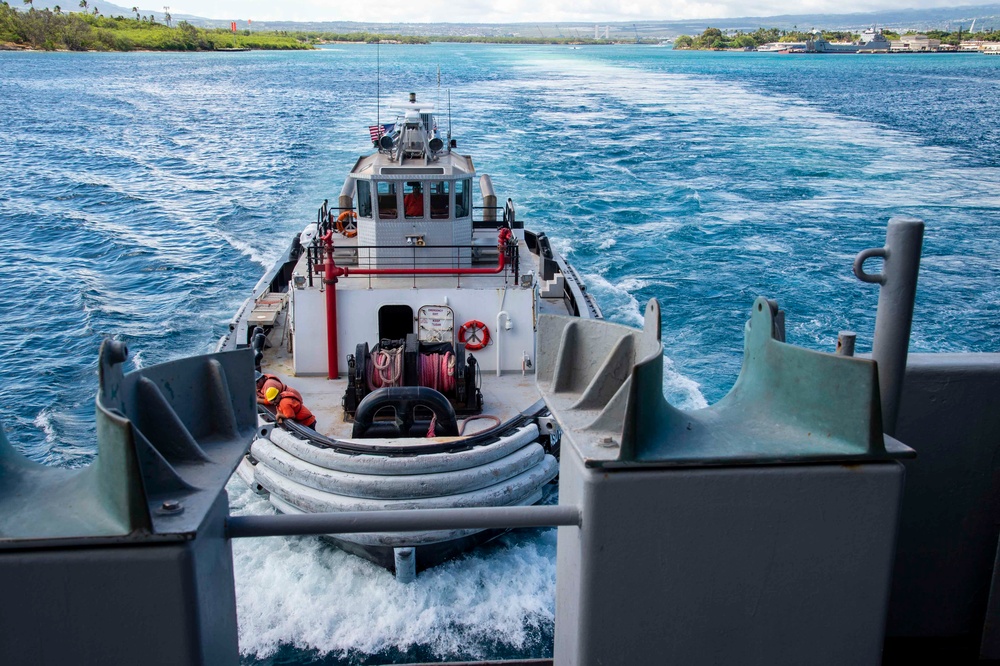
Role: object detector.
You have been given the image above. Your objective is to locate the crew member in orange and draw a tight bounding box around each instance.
[255,371,287,405]
[265,386,318,429]
[404,182,423,217]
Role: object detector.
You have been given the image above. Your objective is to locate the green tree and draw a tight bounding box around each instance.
[750,27,782,44]
[696,27,723,48]
[673,34,693,48]
[0,1,21,41]
[78,0,86,9]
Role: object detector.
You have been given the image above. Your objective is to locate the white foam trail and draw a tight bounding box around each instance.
[490,54,1000,211]
[663,356,709,410]
[216,229,278,269]
[32,408,58,447]
[229,479,556,661]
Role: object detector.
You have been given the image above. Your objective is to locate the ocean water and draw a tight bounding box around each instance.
[1,44,998,663]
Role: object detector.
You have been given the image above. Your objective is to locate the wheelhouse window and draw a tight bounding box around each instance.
[404,181,424,219]
[455,178,471,218]
[356,180,373,218]
[377,182,397,219]
[430,181,450,219]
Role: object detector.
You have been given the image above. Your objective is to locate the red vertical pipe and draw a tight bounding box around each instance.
[322,233,340,379]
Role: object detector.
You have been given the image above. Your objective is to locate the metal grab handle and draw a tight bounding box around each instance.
[853,247,888,284]
[853,217,925,436]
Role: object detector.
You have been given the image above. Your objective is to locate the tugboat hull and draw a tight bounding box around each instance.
[237,423,558,574]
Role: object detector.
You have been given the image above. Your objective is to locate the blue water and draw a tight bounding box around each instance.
[2,45,998,663]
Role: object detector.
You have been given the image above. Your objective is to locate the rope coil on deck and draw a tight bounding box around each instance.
[419,351,456,394]
[368,347,403,389]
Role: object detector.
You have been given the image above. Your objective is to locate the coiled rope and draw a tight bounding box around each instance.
[366,349,458,394]
[419,351,456,394]
[368,346,403,389]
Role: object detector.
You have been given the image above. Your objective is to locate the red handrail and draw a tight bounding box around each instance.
[317,228,514,378]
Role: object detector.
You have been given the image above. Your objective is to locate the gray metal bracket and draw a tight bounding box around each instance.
[538,297,914,468]
[0,340,258,548]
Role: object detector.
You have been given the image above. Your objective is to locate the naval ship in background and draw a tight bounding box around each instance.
[757,26,892,53]
[808,26,893,53]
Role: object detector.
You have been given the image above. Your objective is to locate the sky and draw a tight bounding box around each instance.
[153,1,976,24]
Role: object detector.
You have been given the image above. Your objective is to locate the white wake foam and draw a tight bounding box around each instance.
[229,480,557,661]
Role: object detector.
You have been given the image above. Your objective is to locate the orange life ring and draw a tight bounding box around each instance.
[336,210,358,238]
[458,320,490,351]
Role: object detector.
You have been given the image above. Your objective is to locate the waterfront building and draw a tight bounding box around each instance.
[890,35,941,52]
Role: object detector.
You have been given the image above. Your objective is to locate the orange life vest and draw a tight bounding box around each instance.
[274,389,316,429]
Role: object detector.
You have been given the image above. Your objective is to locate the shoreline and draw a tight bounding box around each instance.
[0,40,630,53]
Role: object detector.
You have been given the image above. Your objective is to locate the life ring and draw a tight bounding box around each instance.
[458,320,490,351]
[336,211,358,238]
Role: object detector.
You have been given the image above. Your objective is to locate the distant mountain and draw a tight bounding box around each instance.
[14,1,1000,38]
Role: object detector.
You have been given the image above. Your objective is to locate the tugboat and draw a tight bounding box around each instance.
[220,92,601,579]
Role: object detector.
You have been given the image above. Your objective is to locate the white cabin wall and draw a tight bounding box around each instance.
[477,287,536,375]
[290,284,537,376]
[291,287,329,376]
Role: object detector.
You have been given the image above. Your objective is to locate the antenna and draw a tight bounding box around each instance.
[376,40,380,144]
[448,89,452,145]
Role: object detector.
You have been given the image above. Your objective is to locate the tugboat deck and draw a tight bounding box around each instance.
[260,307,545,441]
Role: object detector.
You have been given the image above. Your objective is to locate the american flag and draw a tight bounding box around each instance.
[368,123,394,142]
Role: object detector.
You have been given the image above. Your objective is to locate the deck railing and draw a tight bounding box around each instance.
[304,240,520,289]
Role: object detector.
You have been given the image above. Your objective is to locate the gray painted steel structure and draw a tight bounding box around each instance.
[0,341,258,665]
[536,290,911,664]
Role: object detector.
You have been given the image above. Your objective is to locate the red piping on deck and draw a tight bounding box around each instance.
[317,232,509,379]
